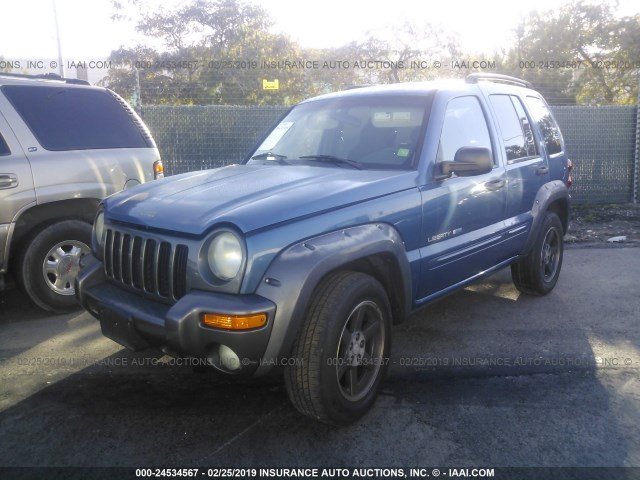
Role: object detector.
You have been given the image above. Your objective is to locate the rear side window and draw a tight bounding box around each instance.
[489,94,538,162]
[1,85,148,151]
[525,96,564,155]
[0,132,9,156]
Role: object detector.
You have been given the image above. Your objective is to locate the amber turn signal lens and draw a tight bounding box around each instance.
[153,160,164,179]
[202,313,267,330]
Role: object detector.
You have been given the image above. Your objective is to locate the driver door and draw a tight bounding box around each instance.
[418,95,507,300]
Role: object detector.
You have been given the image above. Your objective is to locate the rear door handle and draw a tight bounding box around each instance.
[485,179,505,191]
[0,174,18,189]
[536,166,549,176]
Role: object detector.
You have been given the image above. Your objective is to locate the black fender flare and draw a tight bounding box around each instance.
[254,223,412,375]
[522,180,570,256]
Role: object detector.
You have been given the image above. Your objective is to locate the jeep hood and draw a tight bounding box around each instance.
[104,164,416,235]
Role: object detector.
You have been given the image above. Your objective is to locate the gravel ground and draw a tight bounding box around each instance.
[566,203,640,247]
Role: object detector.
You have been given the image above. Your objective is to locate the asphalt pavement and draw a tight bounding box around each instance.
[0,247,639,476]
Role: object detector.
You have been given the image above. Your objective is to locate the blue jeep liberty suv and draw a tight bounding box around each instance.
[77,73,572,425]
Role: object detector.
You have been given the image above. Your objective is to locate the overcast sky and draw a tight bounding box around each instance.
[1,0,638,61]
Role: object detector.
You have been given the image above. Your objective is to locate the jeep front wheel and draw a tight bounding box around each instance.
[18,220,92,313]
[285,271,391,425]
[511,212,564,296]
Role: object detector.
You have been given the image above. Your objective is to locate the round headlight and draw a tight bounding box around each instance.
[94,212,105,248]
[207,232,243,281]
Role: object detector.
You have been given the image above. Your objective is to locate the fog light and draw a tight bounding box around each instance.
[219,345,241,371]
[202,313,267,330]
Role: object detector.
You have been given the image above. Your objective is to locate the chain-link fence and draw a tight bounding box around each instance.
[552,106,637,204]
[143,105,288,174]
[143,104,639,205]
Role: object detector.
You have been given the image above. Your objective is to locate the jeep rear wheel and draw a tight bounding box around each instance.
[18,220,91,313]
[511,212,564,296]
[284,271,391,425]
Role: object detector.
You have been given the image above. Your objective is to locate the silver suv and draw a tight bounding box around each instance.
[0,73,162,312]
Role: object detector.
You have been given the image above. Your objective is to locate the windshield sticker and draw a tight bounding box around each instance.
[372,109,423,127]
[393,112,412,121]
[259,121,294,151]
[373,112,392,122]
[396,147,410,157]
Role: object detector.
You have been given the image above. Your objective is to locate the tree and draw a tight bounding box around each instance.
[350,22,461,84]
[105,0,311,105]
[101,46,206,106]
[297,45,363,94]
[502,1,640,105]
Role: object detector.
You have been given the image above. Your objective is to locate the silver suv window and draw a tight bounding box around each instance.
[0,133,9,156]
[1,85,149,151]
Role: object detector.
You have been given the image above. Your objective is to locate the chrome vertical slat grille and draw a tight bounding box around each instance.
[112,231,122,281]
[143,238,156,293]
[121,234,132,285]
[173,245,189,299]
[103,228,188,302]
[157,242,171,297]
[131,237,143,289]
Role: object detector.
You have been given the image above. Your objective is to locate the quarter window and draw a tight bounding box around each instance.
[437,96,493,164]
[489,95,538,162]
[0,132,9,156]
[525,96,564,155]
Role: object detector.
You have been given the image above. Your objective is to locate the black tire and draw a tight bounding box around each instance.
[511,212,564,296]
[284,271,392,426]
[17,220,92,313]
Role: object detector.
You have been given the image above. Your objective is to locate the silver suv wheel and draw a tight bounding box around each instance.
[42,240,90,295]
[18,220,92,313]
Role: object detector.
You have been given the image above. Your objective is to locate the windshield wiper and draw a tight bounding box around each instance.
[250,151,290,164]
[298,155,364,170]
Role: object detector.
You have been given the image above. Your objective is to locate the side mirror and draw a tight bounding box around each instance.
[437,147,493,179]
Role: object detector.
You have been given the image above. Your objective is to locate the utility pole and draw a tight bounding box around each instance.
[133,66,142,116]
[634,72,639,203]
[52,0,64,77]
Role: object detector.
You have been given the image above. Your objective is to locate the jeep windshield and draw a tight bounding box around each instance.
[247,94,432,170]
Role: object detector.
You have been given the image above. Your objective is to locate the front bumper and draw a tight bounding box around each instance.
[77,256,276,375]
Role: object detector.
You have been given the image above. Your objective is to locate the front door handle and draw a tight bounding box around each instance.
[0,174,18,189]
[536,166,549,176]
[485,179,505,191]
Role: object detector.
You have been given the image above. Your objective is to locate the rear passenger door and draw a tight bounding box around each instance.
[524,95,567,184]
[0,107,35,228]
[487,94,547,259]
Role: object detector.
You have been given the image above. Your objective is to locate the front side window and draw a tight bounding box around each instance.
[525,96,564,156]
[1,85,148,151]
[489,94,538,162]
[247,95,432,170]
[437,96,493,163]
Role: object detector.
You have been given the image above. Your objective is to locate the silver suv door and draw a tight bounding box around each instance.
[0,108,35,274]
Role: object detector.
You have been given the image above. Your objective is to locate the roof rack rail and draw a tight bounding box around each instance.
[344,84,374,90]
[465,73,532,89]
[0,72,90,86]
